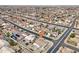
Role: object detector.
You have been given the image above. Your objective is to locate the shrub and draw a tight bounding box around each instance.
[70,33,75,38]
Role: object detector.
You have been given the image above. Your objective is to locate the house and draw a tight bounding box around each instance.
[23,34,36,43]
[33,38,47,49]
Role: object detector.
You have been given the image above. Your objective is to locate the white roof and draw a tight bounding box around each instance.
[29,25,34,28]
[33,43,40,48]
[46,33,51,37]
[24,35,35,41]
[2,23,6,26]
[22,34,27,36]
[77,43,79,48]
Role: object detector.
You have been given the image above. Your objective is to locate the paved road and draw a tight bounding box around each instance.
[47,28,72,53]
[2,12,79,30]
[73,28,79,30]
[1,12,71,28]
[6,13,79,31]
[0,13,79,53]
[5,17,79,53]
[62,43,79,52]
[21,15,72,28]
[0,17,55,42]
[47,17,76,53]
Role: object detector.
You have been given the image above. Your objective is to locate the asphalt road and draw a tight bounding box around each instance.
[0,13,79,53]
[2,12,79,30]
[0,17,55,42]
[1,12,71,28]
[62,43,79,52]
[47,17,76,53]
[1,12,78,30]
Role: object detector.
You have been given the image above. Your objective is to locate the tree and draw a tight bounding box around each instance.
[70,33,75,38]
[5,32,11,37]
[7,38,17,46]
[56,29,61,35]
